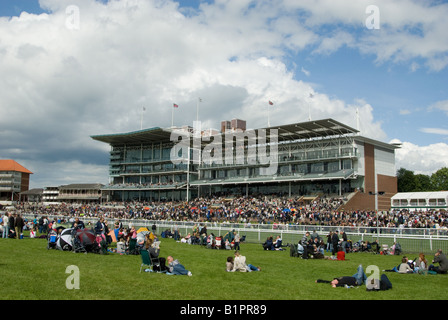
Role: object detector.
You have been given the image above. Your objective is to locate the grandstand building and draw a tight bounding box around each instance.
[92,118,398,210]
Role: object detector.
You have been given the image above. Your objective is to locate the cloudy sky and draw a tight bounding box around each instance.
[0,0,447,188]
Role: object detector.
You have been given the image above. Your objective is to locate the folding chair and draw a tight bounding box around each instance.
[127,238,139,255]
[289,243,298,257]
[140,250,152,273]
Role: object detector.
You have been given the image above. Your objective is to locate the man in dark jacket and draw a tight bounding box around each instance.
[14,214,24,239]
[9,213,16,238]
[95,217,105,235]
[331,230,339,255]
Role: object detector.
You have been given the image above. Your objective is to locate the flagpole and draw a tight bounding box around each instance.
[268,101,273,127]
[308,93,313,121]
[268,104,270,127]
[172,104,174,127]
[141,107,145,130]
[196,97,202,124]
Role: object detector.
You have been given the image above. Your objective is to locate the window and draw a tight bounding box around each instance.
[342,160,352,170]
[310,162,324,173]
[328,161,339,172]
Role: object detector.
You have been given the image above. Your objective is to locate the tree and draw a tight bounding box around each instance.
[397,167,417,192]
[430,167,448,191]
[414,174,432,191]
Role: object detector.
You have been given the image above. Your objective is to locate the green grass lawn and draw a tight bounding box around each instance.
[1,235,447,301]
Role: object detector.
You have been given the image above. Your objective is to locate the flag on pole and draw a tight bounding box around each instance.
[173,103,178,108]
[268,100,274,105]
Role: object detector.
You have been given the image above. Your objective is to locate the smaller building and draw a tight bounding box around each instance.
[391,191,448,211]
[42,186,60,204]
[19,188,43,202]
[0,160,33,203]
[57,183,104,203]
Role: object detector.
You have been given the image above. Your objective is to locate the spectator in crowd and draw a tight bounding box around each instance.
[9,213,16,238]
[71,217,85,229]
[166,256,192,276]
[262,236,274,251]
[2,212,9,238]
[231,251,261,272]
[14,214,24,239]
[316,264,367,288]
[226,256,234,272]
[414,253,428,274]
[94,217,105,236]
[233,232,241,251]
[301,232,314,259]
[429,249,448,274]
[341,231,348,253]
[331,230,339,256]
[398,257,414,274]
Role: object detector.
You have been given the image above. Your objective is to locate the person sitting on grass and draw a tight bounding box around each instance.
[231,251,261,272]
[262,236,274,251]
[398,257,414,273]
[226,256,234,272]
[315,264,367,288]
[414,253,428,274]
[429,249,448,274]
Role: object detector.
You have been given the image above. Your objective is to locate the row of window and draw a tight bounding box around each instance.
[110,146,355,164]
[201,160,353,180]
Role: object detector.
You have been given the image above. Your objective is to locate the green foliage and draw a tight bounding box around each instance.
[397,167,417,192]
[1,237,448,300]
[431,167,448,191]
[397,167,448,192]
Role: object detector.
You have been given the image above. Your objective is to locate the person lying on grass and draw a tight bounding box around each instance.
[315,264,367,288]
[166,256,192,276]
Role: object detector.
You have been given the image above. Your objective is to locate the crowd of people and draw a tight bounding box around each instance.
[3,194,448,230]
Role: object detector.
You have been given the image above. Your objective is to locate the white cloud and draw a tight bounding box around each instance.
[301,66,310,77]
[420,128,448,136]
[312,31,354,55]
[23,159,109,189]
[399,109,411,115]
[394,141,448,175]
[429,100,448,114]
